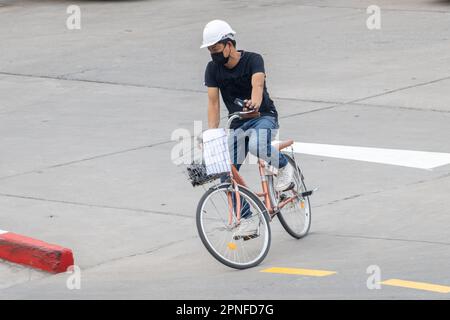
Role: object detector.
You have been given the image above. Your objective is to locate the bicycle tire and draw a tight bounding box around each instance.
[196,183,272,269]
[269,154,312,239]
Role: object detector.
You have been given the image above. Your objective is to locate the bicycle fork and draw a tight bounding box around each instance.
[227,181,242,226]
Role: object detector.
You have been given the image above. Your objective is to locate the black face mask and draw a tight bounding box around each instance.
[211,44,230,65]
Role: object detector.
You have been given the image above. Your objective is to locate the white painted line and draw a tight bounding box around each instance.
[274,141,450,170]
[0,229,8,235]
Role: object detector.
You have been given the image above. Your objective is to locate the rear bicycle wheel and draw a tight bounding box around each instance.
[196,183,271,269]
[269,154,311,239]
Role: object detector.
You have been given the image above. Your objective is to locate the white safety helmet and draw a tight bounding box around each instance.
[200,20,236,49]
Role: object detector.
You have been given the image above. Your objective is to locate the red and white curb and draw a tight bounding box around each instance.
[0,229,74,273]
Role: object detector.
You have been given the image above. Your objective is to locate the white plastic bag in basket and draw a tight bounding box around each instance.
[202,128,231,175]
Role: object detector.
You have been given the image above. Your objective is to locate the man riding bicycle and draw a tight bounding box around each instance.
[201,20,295,237]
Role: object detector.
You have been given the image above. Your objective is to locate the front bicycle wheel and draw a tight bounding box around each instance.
[269,154,312,239]
[196,183,271,269]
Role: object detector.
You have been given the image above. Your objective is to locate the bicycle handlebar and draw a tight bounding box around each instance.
[226,98,261,129]
[230,110,261,118]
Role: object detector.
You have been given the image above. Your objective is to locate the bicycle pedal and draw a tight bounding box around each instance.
[233,233,260,241]
[301,187,319,197]
[242,233,260,241]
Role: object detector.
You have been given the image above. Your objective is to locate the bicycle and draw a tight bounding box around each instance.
[184,99,317,269]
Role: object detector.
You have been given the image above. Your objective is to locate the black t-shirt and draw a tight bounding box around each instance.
[204,50,278,128]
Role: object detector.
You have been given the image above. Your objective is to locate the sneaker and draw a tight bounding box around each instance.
[234,219,259,240]
[275,162,295,192]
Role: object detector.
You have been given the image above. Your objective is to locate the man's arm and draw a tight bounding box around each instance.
[248,72,265,110]
[207,87,220,128]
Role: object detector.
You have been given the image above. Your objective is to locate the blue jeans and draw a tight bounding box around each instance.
[222,116,288,219]
[229,116,288,170]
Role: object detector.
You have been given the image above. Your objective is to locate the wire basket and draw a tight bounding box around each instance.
[185,162,227,187]
[174,129,231,187]
[202,128,231,175]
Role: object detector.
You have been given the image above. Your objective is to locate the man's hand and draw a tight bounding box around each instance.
[243,99,260,111]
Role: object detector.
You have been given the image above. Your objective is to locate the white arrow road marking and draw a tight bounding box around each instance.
[273,141,450,170]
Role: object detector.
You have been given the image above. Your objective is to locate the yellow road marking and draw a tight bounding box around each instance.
[261,267,336,277]
[381,279,450,293]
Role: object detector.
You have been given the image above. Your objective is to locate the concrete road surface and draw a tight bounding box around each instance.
[0,0,449,299]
